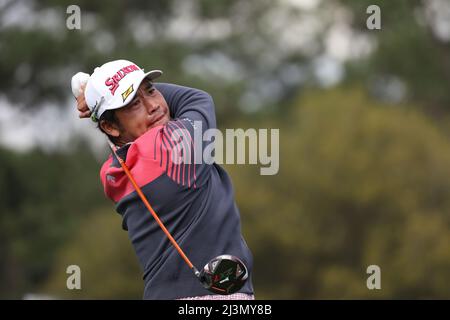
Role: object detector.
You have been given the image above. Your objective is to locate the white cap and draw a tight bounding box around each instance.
[84,59,162,121]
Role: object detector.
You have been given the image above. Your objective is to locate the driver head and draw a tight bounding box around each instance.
[199,255,248,295]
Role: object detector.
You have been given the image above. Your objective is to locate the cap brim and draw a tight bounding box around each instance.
[143,70,163,81]
[122,69,162,103]
[123,69,162,102]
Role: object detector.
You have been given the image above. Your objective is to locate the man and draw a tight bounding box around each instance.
[72,59,254,300]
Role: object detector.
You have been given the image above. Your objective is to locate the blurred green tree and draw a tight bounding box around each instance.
[227,86,450,298]
[0,140,107,298]
[339,0,450,112]
[42,209,142,299]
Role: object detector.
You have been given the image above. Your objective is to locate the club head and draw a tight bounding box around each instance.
[198,255,248,295]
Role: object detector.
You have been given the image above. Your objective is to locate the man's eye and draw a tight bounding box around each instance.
[147,87,155,94]
[129,99,139,108]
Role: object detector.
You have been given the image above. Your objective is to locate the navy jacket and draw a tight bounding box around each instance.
[100,83,254,299]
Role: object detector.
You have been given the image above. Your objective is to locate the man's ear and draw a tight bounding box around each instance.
[99,120,120,137]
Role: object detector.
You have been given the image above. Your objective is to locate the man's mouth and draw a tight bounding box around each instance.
[152,113,165,123]
[148,109,167,127]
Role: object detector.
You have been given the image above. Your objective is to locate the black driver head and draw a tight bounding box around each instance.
[198,255,248,295]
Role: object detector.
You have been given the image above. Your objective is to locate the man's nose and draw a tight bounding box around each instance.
[143,98,158,114]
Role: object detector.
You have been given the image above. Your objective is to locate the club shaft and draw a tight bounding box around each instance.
[109,143,196,272]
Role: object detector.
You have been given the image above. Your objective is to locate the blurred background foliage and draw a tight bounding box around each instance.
[1,0,450,299]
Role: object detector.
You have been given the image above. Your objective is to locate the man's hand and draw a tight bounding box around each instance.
[71,72,91,119]
[76,85,91,118]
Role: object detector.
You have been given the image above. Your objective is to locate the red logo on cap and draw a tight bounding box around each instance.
[105,64,140,96]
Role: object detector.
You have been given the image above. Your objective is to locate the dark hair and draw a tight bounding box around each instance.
[97,110,120,144]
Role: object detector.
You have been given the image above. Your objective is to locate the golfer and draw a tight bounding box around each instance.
[72,59,254,300]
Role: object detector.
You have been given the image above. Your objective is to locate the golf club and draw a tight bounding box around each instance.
[106,139,248,295]
[71,73,248,295]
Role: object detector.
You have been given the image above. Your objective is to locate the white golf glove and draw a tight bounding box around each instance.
[71,72,90,99]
